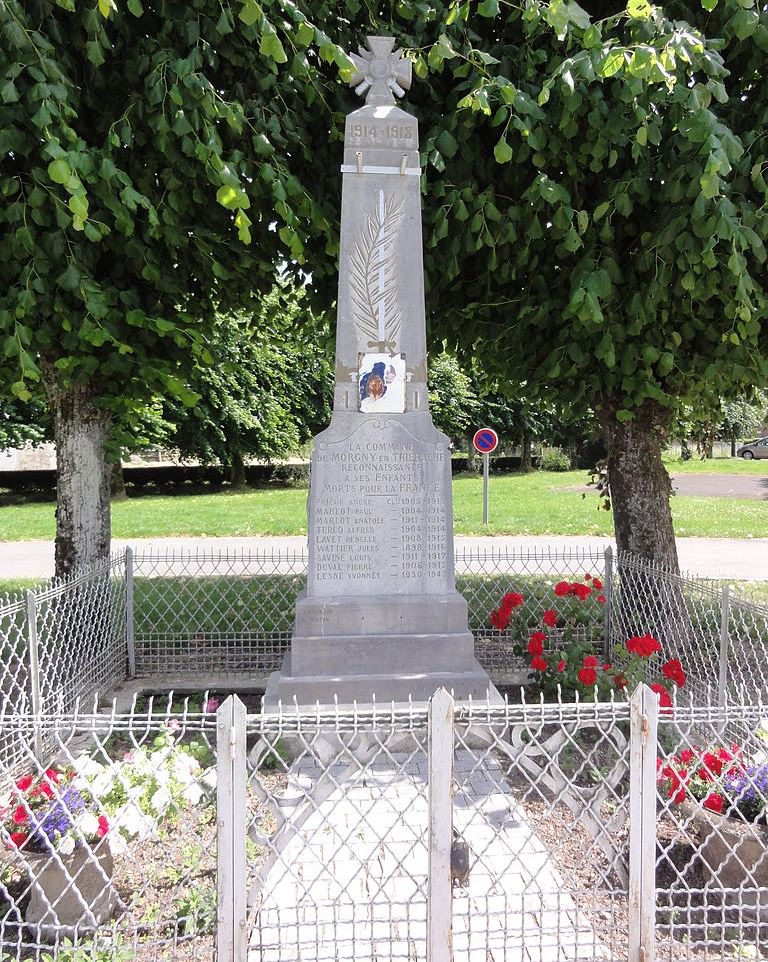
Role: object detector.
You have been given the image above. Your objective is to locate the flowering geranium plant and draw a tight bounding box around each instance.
[657,744,768,824]
[489,574,687,704]
[1,769,108,855]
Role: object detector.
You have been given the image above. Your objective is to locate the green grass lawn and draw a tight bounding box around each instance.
[0,465,766,541]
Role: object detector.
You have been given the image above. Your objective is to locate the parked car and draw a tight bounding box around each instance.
[737,437,768,459]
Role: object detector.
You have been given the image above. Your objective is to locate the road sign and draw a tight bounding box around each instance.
[472,428,498,524]
[473,428,499,454]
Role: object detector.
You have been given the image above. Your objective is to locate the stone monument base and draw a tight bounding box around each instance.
[266,588,499,709]
[263,651,497,709]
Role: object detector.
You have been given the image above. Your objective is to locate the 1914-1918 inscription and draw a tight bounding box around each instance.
[308,436,449,595]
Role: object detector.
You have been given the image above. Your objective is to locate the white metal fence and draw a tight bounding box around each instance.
[1,689,767,960]
[1,547,766,770]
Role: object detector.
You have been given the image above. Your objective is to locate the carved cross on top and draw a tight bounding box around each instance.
[349,36,412,106]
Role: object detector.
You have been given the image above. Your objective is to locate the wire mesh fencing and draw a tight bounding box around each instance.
[0,555,127,772]
[0,702,219,961]
[0,690,767,960]
[612,553,768,707]
[0,545,765,771]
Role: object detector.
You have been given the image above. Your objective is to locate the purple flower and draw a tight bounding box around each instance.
[27,786,86,853]
[724,763,768,823]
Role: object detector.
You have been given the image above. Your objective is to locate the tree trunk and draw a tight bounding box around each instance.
[466,436,477,472]
[731,436,736,458]
[598,400,694,663]
[229,450,247,488]
[110,453,128,501]
[520,431,532,472]
[45,376,112,579]
[597,399,679,573]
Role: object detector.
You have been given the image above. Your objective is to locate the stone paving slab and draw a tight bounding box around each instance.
[248,750,611,961]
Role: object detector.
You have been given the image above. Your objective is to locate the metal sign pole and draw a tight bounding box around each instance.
[483,452,489,525]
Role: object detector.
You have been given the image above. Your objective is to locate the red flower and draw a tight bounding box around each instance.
[626,634,662,658]
[666,768,688,804]
[97,816,109,839]
[530,655,549,672]
[582,655,598,669]
[584,574,592,581]
[650,683,672,709]
[614,673,629,689]
[597,594,606,604]
[603,663,612,672]
[554,581,571,597]
[12,805,27,825]
[662,659,686,688]
[703,792,724,814]
[571,583,592,601]
[679,748,694,765]
[15,776,32,793]
[501,592,524,612]
[557,660,565,673]
[527,635,544,657]
[578,667,597,686]
[44,769,61,783]
[9,832,27,848]
[542,608,557,628]
[490,609,509,631]
[592,578,603,591]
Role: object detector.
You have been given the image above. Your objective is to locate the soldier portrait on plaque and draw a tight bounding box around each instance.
[358,352,406,413]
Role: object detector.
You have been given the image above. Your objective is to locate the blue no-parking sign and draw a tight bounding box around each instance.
[473,428,499,455]
[472,428,498,523]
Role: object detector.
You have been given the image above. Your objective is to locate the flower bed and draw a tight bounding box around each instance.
[489,574,686,703]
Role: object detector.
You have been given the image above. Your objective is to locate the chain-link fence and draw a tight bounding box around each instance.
[612,552,768,707]
[1,547,765,767]
[0,554,126,771]
[1,690,767,961]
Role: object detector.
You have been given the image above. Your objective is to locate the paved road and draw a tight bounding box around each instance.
[669,473,768,499]
[571,472,768,499]
[2,533,767,581]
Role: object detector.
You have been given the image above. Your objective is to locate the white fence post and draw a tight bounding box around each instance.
[603,545,613,661]
[25,590,43,760]
[628,684,659,962]
[125,547,136,678]
[216,695,248,962]
[427,687,454,962]
[718,585,730,709]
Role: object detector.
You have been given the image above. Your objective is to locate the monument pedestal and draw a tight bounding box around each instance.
[264,414,497,708]
[265,37,497,709]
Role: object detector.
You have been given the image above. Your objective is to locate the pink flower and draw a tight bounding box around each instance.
[204,697,221,714]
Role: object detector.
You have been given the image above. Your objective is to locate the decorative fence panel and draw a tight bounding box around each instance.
[1,692,767,960]
[0,547,765,771]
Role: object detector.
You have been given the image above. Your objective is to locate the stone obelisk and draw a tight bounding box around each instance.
[266,37,493,705]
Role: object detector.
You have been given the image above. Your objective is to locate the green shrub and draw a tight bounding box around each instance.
[539,449,572,472]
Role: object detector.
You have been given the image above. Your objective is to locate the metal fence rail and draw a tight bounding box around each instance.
[0,546,766,767]
[1,691,766,960]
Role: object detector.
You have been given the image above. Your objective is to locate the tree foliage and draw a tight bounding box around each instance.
[158,291,334,478]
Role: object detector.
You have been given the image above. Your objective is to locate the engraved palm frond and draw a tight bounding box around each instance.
[349,193,404,344]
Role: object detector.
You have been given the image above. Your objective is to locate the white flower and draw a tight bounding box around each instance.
[58,833,76,856]
[115,803,154,840]
[77,812,99,837]
[150,786,172,814]
[182,783,204,806]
